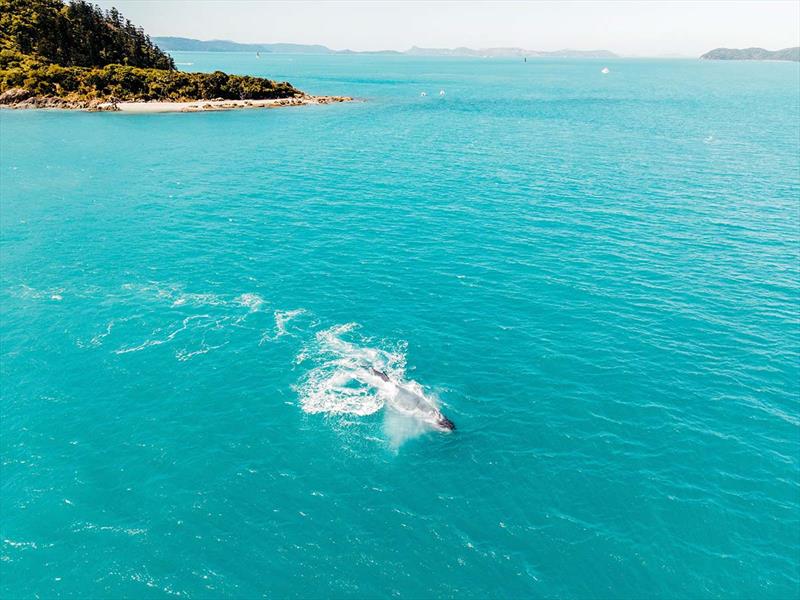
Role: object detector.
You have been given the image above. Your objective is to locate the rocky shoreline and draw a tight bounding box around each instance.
[0,88,354,112]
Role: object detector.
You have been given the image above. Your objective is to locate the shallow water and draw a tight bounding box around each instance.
[1,54,798,598]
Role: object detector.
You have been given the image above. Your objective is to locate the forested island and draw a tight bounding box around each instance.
[700,47,800,62]
[0,0,349,110]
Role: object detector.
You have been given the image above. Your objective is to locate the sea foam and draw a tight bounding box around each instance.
[294,323,444,445]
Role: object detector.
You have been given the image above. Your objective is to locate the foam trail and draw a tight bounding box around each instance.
[275,309,305,336]
[114,315,211,354]
[176,341,228,361]
[171,293,224,308]
[261,309,306,343]
[78,316,136,348]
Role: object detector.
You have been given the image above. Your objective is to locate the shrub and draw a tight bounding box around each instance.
[0,63,301,101]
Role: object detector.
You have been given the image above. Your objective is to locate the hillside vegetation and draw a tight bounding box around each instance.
[0,0,300,105]
[700,47,800,62]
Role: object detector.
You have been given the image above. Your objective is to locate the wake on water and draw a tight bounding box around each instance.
[294,323,452,447]
[71,282,452,446]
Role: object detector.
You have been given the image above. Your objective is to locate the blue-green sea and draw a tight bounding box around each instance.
[1,54,799,598]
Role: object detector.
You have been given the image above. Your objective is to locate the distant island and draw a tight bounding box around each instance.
[404,46,617,58]
[152,37,369,55]
[0,0,350,111]
[153,37,618,59]
[700,47,800,62]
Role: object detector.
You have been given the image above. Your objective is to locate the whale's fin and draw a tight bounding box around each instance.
[370,367,390,382]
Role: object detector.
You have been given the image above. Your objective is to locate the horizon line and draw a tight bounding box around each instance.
[152,36,719,58]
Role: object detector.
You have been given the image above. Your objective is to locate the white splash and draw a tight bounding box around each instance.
[234,293,266,312]
[294,323,450,446]
[294,323,391,416]
[383,407,435,448]
[297,324,378,410]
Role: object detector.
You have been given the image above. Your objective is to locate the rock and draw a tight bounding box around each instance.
[0,88,33,105]
[85,98,105,111]
[88,99,119,112]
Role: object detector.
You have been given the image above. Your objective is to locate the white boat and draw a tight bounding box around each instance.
[601,67,610,74]
[439,89,445,96]
[420,91,427,97]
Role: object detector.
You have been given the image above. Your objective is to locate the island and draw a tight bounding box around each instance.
[0,0,351,111]
[700,47,800,62]
[403,47,617,58]
[153,37,618,59]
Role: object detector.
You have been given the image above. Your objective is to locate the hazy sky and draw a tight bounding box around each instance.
[94,1,800,57]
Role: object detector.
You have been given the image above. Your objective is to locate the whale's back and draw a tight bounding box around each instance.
[390,385,440,419]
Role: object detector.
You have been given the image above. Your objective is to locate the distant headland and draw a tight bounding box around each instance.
[153,37,618,59]
[700,47,800,62]
[0,0,350,111]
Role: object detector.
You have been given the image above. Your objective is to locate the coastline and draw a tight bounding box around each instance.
[0,92,354,113]
[109,95,354,113]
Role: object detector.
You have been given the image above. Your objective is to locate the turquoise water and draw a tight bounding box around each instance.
[1,54,799,598]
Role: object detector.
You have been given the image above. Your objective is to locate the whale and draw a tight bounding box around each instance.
[369,368,455,431]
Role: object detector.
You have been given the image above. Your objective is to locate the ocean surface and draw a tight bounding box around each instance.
[1,54,799,598]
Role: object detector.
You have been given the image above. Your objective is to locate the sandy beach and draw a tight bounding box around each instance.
[104,95,353,113]
[0,91,353,112]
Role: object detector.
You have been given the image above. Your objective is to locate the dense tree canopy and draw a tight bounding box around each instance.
[0,0,301,103]
[0,62,298,102]
[0,0,175,69]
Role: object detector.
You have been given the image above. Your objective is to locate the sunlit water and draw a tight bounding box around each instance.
[1,54,798,598]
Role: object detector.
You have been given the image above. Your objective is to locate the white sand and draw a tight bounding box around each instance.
[101,95,352,113]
